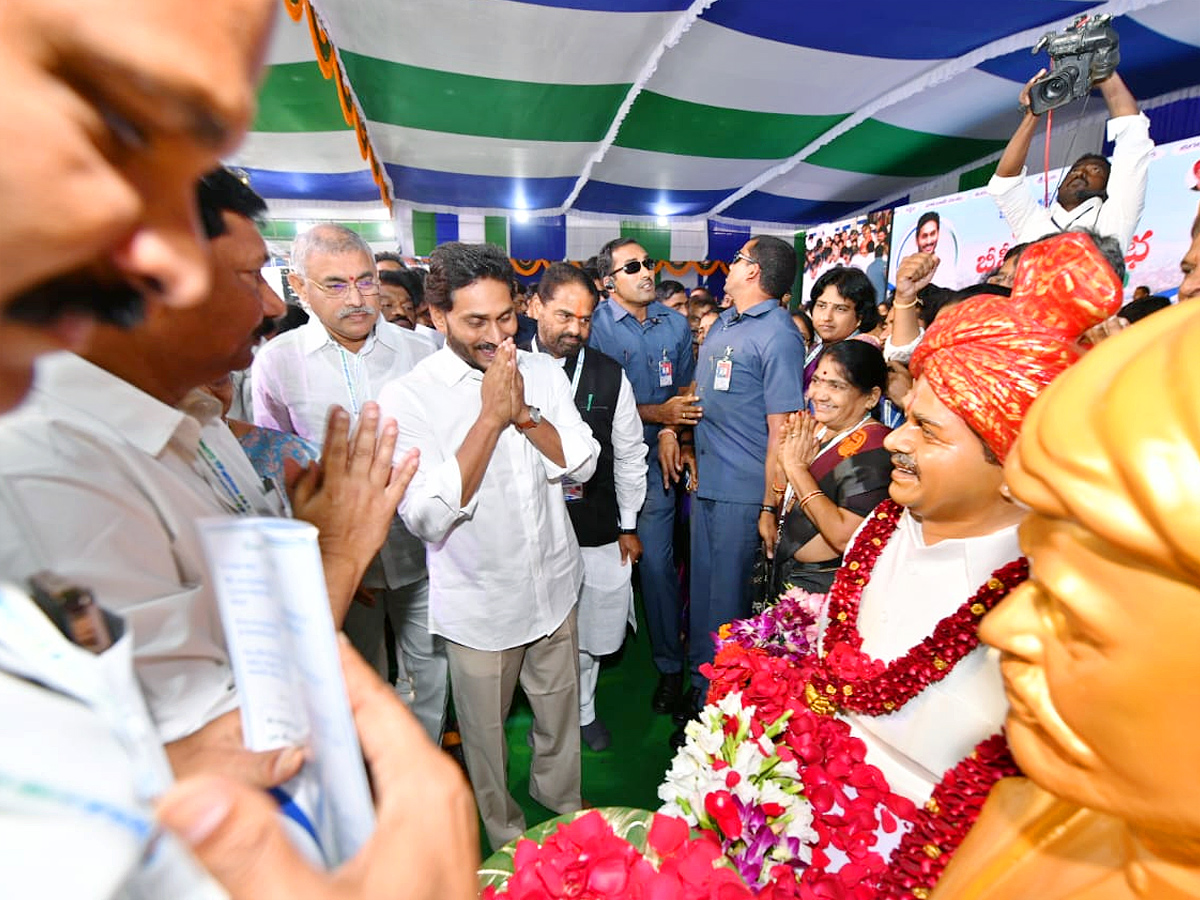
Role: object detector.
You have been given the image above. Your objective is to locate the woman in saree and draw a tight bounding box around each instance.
[771,339,892,595]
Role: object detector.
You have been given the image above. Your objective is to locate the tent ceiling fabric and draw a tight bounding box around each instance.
[232,0,1200,229]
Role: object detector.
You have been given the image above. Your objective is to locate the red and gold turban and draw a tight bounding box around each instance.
[909,232,1122,463]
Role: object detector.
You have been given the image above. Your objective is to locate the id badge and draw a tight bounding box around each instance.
[562,478,584,502]
[658,359,674,387]
[714,358,732,391]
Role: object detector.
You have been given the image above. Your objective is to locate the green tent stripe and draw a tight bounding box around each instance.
[957,160,996,193]
[259,220,393,240]
[618,222,671,275]
[338,52,628,142]
[412,211,438,257]
[252,62,353,133]
[347,221,394,242]
[615,92,847,160]
[806,119,1007,179]
[485,216,508,253]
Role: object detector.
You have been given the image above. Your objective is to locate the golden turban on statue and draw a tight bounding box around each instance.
[909,232,1123,463]
[1006,297,1200,584]
[929,284,1200,900]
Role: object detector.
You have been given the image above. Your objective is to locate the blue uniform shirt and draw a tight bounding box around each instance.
[695,299,806,504]
[587,299,695,445]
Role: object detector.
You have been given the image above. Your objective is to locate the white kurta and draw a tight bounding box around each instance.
[532,341,647,656]
[819,509,1019,805]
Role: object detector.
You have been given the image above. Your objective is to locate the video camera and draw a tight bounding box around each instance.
[1028,14,1120,115]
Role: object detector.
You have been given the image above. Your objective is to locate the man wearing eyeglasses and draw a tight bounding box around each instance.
[587,238,699,726]
[683,237,807,731]
[252,224,449,745]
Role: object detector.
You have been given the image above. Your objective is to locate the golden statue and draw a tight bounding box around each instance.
[932,298,1200,899]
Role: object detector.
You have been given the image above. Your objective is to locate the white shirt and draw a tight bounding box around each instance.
[0,583,223,899]
[0,354,280,742]
[883,327,925,365]
[819,509,1019,806]
[415,322,445,348]
[379,346,600,651]
[987,113,1154,251]
[250,316,435,587]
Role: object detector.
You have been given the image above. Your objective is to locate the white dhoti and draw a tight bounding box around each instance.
[577,542,636,724]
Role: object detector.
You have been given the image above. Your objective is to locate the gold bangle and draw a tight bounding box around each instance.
[893,297,921,310]
[798,489,824,510]
[658,429,678,441]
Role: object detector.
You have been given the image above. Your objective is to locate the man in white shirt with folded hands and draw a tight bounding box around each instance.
[378,241,600,850]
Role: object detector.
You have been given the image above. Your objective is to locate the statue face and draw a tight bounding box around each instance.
[981,513,1200,832]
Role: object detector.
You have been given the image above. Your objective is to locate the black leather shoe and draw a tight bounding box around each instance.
[672,686,703,727]
[651,672,683,714]
[581,717,612,752]
[668,722,688,750]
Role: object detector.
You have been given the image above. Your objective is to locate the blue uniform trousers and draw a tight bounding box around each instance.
[688,497,760,694]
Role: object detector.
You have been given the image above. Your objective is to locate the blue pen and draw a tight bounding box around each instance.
[586,393,594,411]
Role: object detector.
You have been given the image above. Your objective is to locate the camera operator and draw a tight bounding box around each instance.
[988,69,1152,252]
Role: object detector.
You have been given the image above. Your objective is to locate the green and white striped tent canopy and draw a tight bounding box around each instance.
[233,0,1200,259]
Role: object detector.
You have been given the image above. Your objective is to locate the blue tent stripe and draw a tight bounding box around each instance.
[700,0,1098,60]
[722,193,867,228]
[383,164,576,212]
[434,213,459,246]
[572,181,732,217]
[977,14,1200,102]
[510,214,567,261]
[1144,95,1200,149]
[706,221,750,264]
[241,168,381,202]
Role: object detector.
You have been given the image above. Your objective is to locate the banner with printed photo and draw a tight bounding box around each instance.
[801,209,893,305]
[1125,136,1200,299]
[889,135,1200,301]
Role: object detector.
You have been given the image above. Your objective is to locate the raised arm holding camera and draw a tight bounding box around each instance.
[988,17,1153,252]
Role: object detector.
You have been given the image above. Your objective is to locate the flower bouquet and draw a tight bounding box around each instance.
[657,598,920,898]
[721,587,823,659]
[658,692,817,887]
[478,807,764,899]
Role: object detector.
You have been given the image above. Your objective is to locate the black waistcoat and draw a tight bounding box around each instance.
[562,347,624,547]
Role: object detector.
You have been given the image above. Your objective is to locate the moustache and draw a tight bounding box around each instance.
[336,306,375,320]
[891,452,919,476]
[252,317,276,340]
[6,270,146,329]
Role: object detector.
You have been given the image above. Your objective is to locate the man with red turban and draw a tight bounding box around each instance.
[791,232,1122,889]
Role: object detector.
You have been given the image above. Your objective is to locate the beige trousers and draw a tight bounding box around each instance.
[445,607,581,849]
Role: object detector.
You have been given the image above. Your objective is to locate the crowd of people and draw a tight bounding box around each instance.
[7,1,1200,898]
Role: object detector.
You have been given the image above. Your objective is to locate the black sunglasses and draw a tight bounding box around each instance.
[609,257,657,277]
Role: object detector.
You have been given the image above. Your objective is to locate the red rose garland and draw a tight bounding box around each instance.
[876,732,1022,899]
[800,500,1028,717]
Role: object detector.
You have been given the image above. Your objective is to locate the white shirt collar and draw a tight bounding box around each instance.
[297,312,383,357]
[32,353,194,457]
[425,343,483,386]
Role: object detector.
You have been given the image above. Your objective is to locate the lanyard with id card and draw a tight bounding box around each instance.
[713,346,733,391]
[658,348,673,388]
[562,346,587,502]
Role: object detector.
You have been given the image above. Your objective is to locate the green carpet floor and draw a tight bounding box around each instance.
[485,601,679,856]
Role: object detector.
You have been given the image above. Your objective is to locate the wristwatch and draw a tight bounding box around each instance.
[516,406,542,431]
